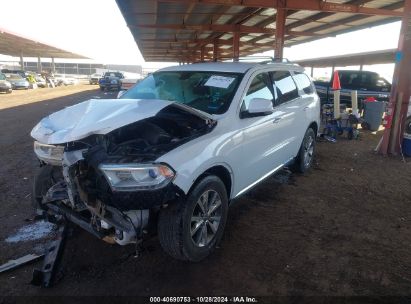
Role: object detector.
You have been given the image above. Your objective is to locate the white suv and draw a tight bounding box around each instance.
[31,61,320,261]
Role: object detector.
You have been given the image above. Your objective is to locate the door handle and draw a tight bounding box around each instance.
[303,106,310,111]
[273,117,282,123]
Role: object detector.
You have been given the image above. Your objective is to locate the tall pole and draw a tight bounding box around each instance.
[379,0,411,155]
[213,38,218,62]
[20,52,24,71]
[233,32,240,61]
[275,0,286,59]
[201,46,205,62]
[51,57,56,74]
[37,56,42,73]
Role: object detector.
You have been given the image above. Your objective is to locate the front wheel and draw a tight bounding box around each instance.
[32,165,63,211]
[158,175,228,262]
[292,127,316,173]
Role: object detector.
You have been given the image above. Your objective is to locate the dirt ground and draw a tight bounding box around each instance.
[0,85,411,300]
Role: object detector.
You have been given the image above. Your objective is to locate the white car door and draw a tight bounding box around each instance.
[269,70,303,162]
[233,72,292,197]
[291,71,318,147]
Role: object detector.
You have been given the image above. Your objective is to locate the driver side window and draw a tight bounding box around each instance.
[242,73,274,111]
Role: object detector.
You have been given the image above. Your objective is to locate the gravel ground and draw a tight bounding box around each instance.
[0,85,411,301]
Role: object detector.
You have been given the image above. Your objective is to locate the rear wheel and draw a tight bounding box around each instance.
[158,175,228,262]
[292,127,316,173]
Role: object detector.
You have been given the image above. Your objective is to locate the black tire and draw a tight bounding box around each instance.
[32,165,63,210]
[292,127,316,173]
[158,175,228,262]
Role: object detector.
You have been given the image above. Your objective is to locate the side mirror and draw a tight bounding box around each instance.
[241,98,274,118]
[117,90,126,99]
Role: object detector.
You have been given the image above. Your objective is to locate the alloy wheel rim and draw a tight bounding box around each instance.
[303,135,314,168]
[190,190,222,247]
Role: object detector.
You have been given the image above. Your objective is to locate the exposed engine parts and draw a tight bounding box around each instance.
[35,105,214,247]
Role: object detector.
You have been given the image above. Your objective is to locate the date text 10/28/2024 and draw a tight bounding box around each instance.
[150,297,258,303]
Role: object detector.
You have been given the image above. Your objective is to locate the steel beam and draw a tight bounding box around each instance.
[379,0,411,155]
[233,32,240,61]
[132,23,275,34]
[275,1,286,59]
[133,23,331,37]
[213,39,218,62]
[20,52,24,71]
[156,0,403,17]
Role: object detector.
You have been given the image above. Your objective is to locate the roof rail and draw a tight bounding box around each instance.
[237,56,274,63]
[271,58,291,63]
[236,56,294,64]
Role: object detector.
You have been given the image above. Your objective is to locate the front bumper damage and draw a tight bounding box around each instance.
[31,99,214,249]
[39,171,182,246]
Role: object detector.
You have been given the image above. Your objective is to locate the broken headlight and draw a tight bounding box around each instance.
[99,164,175,191]
[34,141,64,166]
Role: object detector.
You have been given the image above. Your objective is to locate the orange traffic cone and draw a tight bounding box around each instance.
[332,70,341,90]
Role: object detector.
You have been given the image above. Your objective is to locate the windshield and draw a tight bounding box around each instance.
[0,74,5,80]
[104,72,123,78]
[120,71,242,115]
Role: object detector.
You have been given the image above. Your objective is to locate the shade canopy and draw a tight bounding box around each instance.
[0,28,88,59]
[116,0,404,62]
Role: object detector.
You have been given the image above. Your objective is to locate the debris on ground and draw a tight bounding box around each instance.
[5,220,56,243]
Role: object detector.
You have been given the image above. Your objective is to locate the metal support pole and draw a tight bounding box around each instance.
[213,39,218,62]
[334,90,341,119]
[310,66,314,77]
[233,32,240,61]
[200,47,205,62]
[379,0,411,154]
[331,65,335,74]
[20,53,24,71]
[51,57,56,74]
[351,90,359,116]
[359,64,363,71]
[37,56,42,73]
[274,0,286,59]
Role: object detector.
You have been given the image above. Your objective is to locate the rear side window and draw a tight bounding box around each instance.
[270,71,299,104]
[243,73,274,110]
[293,72,314,95]
[339,72,374,87]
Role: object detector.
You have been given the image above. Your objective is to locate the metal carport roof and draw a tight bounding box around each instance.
[116,0,404,62]
[0,27,88,59]
[296,48,397,67]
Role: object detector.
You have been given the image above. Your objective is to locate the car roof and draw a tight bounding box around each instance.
[338,70,379,75]
[159,62,304,74]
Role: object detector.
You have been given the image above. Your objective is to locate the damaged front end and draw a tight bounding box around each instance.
[31,100,216,246]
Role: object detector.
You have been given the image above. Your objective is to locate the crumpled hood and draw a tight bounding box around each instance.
[31,99,174,144]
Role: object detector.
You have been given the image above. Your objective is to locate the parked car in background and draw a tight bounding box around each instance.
[35,75,47,88]
[99,71,124,91]
[314,70,391,107]
[54,74,78,86]
[120,77,142,91]
[1,69,28,79]
[89,73,102,85]
[31,61,320,262]
[0,73,12,93]
[5,73,30,90]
